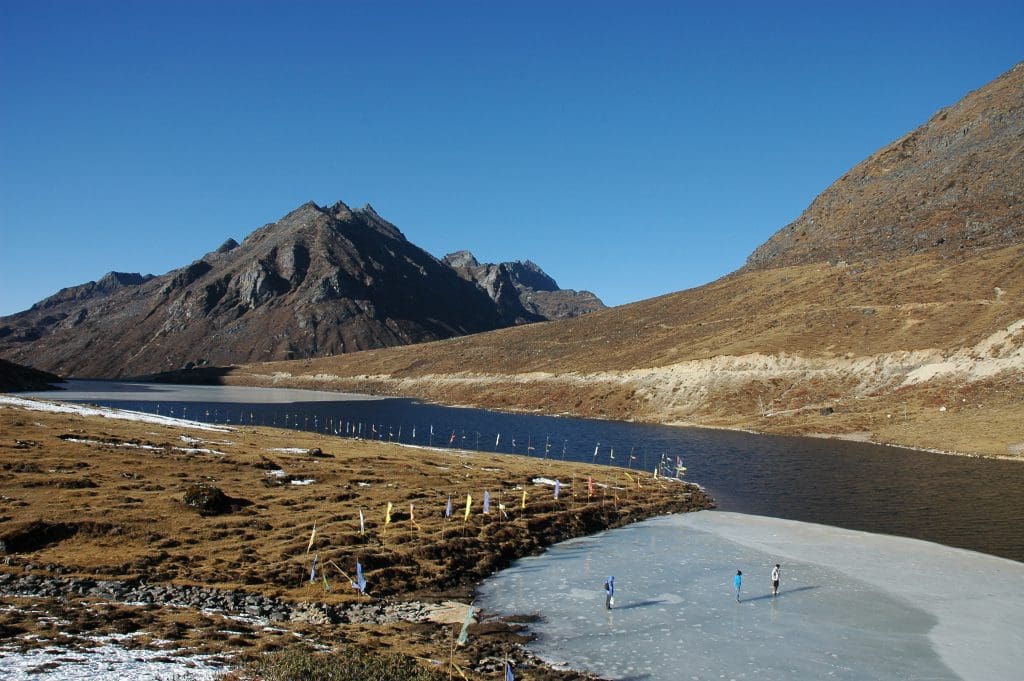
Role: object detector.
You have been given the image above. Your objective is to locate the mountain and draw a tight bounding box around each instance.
[443,250,605,322]
[0,359,62,392]
[747,63,1023,269]
[218,64,1024,458]
[0,201,598,378]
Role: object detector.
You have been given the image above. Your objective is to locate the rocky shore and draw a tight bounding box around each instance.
[0,398,713,679]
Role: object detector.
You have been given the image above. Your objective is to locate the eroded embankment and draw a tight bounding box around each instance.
[228,318,1024,458]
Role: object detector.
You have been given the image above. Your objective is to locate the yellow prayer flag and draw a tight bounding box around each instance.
[306,523,317,553]
[410,502,421,530]
[521,489,527,510]
[385,501,393,525]
[464,494,472,522]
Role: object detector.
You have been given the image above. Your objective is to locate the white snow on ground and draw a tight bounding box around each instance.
[60,437,164,451]
[0,396,231,432]
[267,447,309,453]
[56,437,227,456]
[0,634,226,680]
[476,510,1024,681]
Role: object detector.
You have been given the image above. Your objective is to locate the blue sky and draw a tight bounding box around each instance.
[1,1,1021,315]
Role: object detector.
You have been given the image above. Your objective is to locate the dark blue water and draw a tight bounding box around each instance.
[41,381,1024,562]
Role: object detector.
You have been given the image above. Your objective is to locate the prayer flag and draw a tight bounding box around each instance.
[449,430,456,445]
[593,443,600,459]
[464,494,472,522]
[309,554,319,582]
[359,509,365,535]
[410,503,417,527]
[521,489,527,510]
[610,448,614,460]
[322,572,331,591]
[483,490,491,514]
[588,476,594,497]
[554,480,561,500]
[306,523,317,553]
[495,433,501,448]
[385,501,393,526]
[457,604,474,646]
[505,660,515,681]
[354,559,367,593]
[445,495,453,518]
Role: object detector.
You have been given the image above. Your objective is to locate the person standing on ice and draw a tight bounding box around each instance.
[604,575,615,609]
[734,570,743,602]
[771,564,781,597]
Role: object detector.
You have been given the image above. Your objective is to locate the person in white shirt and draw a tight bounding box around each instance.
[771,564,781,597]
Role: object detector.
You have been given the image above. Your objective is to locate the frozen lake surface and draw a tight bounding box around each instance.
[22,379,386,403]
[476,511,1024,681]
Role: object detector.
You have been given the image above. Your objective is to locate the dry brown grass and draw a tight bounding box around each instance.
[0,401,709,678]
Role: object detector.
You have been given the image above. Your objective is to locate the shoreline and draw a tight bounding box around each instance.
[0,397,711,679]
[12,376,1022,461]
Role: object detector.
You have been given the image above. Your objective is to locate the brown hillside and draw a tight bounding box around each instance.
[223,245,1024,457]
[221,65,1024,458]
[746,62,1023,269]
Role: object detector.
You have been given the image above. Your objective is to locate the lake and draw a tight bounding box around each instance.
[21,380,1024,563]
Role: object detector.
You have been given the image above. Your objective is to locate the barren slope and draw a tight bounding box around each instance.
[223,245,1024,457]
[221,64,1024,458]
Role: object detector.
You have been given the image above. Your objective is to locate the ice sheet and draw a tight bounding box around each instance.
[476,511,1024,681]
[16,380,386,403]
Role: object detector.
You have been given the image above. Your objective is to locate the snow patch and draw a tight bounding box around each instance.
[0,396,231,432]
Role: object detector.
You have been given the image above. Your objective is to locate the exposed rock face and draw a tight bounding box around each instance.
[443,250,606,321]
[746,62,1024,269]
[0,202,522,378]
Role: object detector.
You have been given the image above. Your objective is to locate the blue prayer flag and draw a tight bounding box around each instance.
[355,559,367,594]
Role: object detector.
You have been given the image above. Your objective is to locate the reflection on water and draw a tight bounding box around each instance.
[25,380,1024,562]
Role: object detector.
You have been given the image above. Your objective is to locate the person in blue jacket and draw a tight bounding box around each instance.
[604,575,615,609]
[734,570,743,602]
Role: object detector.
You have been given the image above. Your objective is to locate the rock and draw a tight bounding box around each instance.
[443,251,605,322]
[181,484,234,515]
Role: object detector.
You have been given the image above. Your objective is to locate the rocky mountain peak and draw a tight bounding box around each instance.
[443,250,481,269]
[746,61,1023,269]
[216,238,239,254]
[0,200,552,378]
[444,252,604,321]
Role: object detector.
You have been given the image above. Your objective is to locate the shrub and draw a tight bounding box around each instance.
[232,643,447,681]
